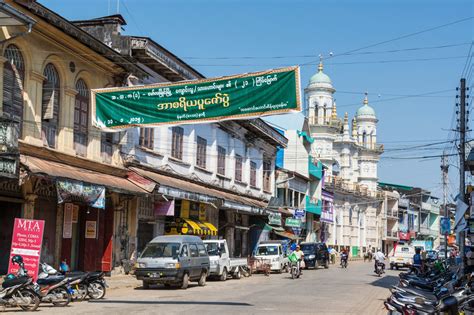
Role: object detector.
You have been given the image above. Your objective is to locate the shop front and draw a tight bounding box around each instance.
[0,180,22,274]
[20,154,148,272]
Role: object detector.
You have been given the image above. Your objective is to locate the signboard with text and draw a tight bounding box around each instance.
[92,66,301,129]
[285,218,302,228]
[8,218,44,280]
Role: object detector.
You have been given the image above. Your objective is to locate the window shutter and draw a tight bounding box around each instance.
[42,85,55,120]
[2,64,13,116]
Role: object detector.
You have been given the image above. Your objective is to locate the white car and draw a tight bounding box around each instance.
[253,241,288,273]
[388,244,415,270]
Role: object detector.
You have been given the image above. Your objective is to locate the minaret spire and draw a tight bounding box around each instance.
[331,100,337,120]
[318,54,323,72]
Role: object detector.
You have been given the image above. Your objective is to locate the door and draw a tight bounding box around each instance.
[196,243,208,274]
[189,244,200,278]
[179,244,190,272]
[0,202,21,274]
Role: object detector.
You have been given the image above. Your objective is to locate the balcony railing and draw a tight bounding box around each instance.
[324,175,380,198]
[386,210,398,219]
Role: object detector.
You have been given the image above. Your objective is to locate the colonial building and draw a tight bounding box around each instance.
[303,60,385,256]
[0,0,154,274]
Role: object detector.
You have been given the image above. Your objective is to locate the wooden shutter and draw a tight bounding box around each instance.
[42,83,54,120]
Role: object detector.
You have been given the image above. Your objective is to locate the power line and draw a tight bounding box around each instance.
[323,16,474,62]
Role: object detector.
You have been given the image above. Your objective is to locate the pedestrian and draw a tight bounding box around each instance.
[420,249,427,272]
[412,248,422,274]
[466,247,474,273]
[329,247,336,264]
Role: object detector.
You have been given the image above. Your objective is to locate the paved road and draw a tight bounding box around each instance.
[19,261,398,315]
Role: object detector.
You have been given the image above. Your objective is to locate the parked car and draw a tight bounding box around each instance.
[300,242,329,269]
[134,235,210,289]
[253,241,289,273]
[388,244,415,270]
[203,239,247,281]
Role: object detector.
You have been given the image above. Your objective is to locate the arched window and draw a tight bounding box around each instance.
[3,45,25,136]
[42,63,60,148]
[74,79,89,156]
[362,131,367,147]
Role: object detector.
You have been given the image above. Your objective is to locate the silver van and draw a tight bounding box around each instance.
[134,235,210,289]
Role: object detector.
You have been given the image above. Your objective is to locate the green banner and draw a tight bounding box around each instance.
[285,218,302,228]
[92,66,300,129]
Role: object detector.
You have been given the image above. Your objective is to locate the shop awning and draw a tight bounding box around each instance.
[183,219,217,236]
[21,155,147,195]
[130,167,267,214]
[274,230,300,241]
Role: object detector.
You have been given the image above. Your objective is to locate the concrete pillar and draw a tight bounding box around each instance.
[55,203,63,267]
[23,70,45,145]
[58,88,77,155]
[225,211,235,256]
[242,215,249,256]
[22,193,37,219]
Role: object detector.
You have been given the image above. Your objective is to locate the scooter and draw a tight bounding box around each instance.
[340,254,348,268]
[0,276,40,312]
[291,261,301,279]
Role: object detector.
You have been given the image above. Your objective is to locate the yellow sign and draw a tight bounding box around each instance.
[199,203,206,221]
[85,221,97,239]
[180,200,190,218]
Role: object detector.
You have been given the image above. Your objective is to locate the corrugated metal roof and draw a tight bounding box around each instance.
[21,155,147,194]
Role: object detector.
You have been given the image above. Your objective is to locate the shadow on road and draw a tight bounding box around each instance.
[88,300,252,306]
[370,275,399,289]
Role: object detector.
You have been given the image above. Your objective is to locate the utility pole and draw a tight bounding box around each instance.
[441,152,449,259]
[458,78,467,261]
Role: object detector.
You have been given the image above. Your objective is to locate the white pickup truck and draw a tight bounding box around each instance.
[203,239,248,281]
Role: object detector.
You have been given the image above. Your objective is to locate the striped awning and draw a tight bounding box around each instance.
[182,219,217,236]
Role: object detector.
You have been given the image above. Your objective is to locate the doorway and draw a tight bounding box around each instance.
[0,202,21,274]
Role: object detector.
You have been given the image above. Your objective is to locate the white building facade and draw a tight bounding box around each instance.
[304,61,385,256]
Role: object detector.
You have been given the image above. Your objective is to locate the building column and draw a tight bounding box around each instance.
[22,193,37,219]
[241,214,249,257]
[225,211,235,256]
[58,88,77,156]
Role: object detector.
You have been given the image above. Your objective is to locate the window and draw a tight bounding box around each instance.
[217,146,226,175]
[197,244,207,256]
[263,160,271,191]
[74,79,89,156]
[101,133,118,163]
[139,128,154,149]
[42,64,60,148]
[196,136,207,168]
[171,126,183,160]
[235,154,243,182]
[250,161,257,186]
[180,245,188,257]
[189,244,199,257]
[3,45,24,137]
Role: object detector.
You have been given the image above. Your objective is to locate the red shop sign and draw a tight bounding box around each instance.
[8,218,45,280]
[398,231,410,241]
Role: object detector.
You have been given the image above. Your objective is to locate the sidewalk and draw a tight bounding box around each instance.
[105,274,141,291]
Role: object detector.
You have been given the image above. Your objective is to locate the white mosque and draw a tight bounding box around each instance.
[304,59,386,255]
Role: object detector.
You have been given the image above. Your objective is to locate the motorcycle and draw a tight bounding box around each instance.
[0,276,40,312]
[35,262,72,306]
[58,261,107,300]
[291,260,301,279]
[375,261,385,277]
[384,260,472,314]
[340,254,348,268]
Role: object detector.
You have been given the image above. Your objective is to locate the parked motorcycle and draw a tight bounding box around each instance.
[35,263,73,307]
[58,261,107,300]
[384,259,473,314]
[0,275,40,312]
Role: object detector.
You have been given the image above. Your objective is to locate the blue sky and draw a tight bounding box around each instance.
[41,0,473,199]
